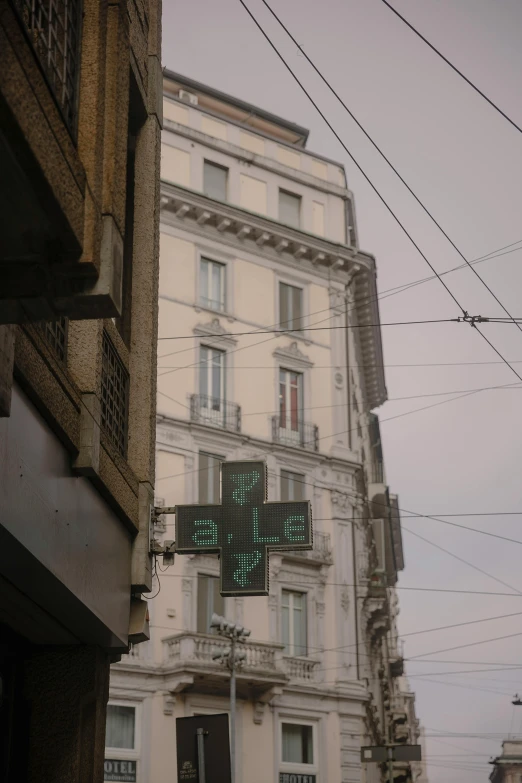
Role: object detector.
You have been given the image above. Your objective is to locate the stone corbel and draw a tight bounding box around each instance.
[163,692,177,715]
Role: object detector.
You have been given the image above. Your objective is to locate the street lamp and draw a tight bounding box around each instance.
[210,613,251,783]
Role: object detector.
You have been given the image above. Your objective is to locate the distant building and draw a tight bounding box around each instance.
[490,740,522,783]
[109,71,424,783]
[0,2,161,781]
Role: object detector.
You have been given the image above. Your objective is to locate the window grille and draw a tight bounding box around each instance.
[39,316,68,362]
[11,0,83,131]
[101,331,129,457]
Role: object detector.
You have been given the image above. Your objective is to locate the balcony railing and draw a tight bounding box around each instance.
[11,0,83,132]
[283,656,319,682]
[190,394,241,431]
[271,416,318,451]
[284,531,333,564]
[163,632,321,689]
[164,632,281,674]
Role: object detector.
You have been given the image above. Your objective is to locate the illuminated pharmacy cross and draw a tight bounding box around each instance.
[175,461,312,596]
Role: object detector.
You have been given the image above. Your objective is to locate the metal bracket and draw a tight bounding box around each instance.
[150,504,177,561]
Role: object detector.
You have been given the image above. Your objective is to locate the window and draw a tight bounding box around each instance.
[279,283,303,331]
[199,346,225,423]
[200,257,225,312]
[12,0,83,132]
[101,331,130,457]
[105,705,136,750]
[199,452,222,504]
[281,590,307,656]
[197,574,225,633]
[282,723,313,764]
[279,369,303,434]
[203,160,228,201]
[281,470,305,501]
[279,190,301,228]
[116,71,147,347]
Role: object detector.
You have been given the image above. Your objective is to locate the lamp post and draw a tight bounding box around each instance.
[211,613,251,783]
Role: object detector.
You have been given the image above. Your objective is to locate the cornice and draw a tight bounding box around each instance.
[159,183,387,410]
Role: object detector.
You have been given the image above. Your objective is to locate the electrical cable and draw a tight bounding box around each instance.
[379,0,522,137]
[156,572,522,598]
[401,525,522,594]
[157,238,522,369]
[409,631,522,661]
[157,317,461,340]
[237,0,522,385]
[257,0,522,349]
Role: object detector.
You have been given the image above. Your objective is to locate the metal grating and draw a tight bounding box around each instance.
[101,331,129,457]
[11,0,83,131]
[41,316,68,362]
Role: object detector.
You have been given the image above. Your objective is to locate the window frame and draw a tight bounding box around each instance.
[281,588,308,657]
[197,573,225,634]
[199,256,226,313]
[279,718,318,776]
[198,451,223,505]
[279,281,304,332]
[105,700,141,766]
[280,469,305,502]
[278,368,303,435]
[203,159,229,202]
[278,188,302,229]
[199,344,226,405]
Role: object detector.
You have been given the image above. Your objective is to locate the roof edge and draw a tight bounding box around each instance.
[164,69,310,146]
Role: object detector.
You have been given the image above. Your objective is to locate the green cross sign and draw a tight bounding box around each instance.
[175,461,312,596]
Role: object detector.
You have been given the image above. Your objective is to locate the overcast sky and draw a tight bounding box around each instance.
[162,1,522,779]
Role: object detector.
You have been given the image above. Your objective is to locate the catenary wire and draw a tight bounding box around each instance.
[157,238,522,379]
[409,631,522,660]
[257,0,522,346]
[401,525,522,594]
[237,0,522,385]
[157,239,522,367]
[379,0,522,137]
[157,317,461,340]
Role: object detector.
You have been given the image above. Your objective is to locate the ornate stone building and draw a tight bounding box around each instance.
[108,71,425,783]
[0,1,162,781]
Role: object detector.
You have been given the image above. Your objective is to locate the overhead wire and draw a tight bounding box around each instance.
[379,0,522,137]
[401,525,522,594]
[158,317,462,340]
[237,0,522,384]
[257,0,522,348]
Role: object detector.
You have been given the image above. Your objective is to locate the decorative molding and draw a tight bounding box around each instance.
[253,702,266,725]
[340,586,350,614]
[331,490,353,518]
[163,692,176,715]
[194,317,238,347]
[273,341,313,370]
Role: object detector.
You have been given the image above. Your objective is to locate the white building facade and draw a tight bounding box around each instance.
[108,72,424,783]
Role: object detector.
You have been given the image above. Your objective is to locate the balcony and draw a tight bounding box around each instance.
[162,632,287,697]
[190,394,241,432]
[284,531,333,565]
[271,416,318,451]
[283,656,320,683]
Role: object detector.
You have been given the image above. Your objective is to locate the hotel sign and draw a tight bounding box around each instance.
[104,760,137,782]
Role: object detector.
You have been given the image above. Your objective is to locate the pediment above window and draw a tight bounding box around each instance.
[273,341,313,370]
[194,318,237,347]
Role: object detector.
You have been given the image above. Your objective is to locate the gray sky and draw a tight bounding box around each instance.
[162,1,522,779]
